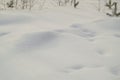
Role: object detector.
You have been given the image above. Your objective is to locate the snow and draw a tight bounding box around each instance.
[0,1,120,80]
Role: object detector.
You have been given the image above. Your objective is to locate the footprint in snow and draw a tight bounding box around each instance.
[70,24,96,40]
[54,29,66,33]
[96,49,106,55]
[62,65,84,73]
[0,32,9,37]
[70,24,83,29]
[114,34,120,38]
[62,64,103,74]
[110,65,120,76]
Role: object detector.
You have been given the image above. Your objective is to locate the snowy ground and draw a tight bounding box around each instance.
[0,2,120,80]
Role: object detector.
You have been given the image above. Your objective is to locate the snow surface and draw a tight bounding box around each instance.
[0,2,120,80]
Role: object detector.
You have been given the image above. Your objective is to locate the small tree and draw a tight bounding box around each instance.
[7,0,14,8]
[71,0,79,8]
[28,0,36,10]
[64,0,69,6]
[98,0,101,11]
[106,1,120,17]
[112,2,120,16]
[15,0,18,9]
[21,0,28,9]
[106,0,112,9]
[39,0,46,9]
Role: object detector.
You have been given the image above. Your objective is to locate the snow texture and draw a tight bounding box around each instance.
[0,1,120,80]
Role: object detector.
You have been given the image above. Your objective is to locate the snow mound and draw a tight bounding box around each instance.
[0,32,9,37]
[15,32,58,52]
[70,24,96,39]
[0,15,32,26]
[0,5,120,80]
[110,65,120,76]
[88,18,120,32]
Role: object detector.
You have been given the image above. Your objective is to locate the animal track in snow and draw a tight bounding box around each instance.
[96,49,106,55]
[62,64,103,74]
[54,24,96,42]
[114,34,120,38]
[110,65,120,76]
[69,24,96,41]
[62,65,85,73]
[0,32,9,37]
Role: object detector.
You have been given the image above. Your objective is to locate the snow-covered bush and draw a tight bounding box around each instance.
[106,0,120,16]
